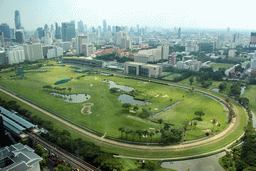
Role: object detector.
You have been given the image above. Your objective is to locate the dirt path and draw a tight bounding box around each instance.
[81,103,94,114]
[0,86,244,159]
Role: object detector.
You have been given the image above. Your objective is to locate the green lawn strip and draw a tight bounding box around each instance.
[241,85,256,114]
[161,74,182,81]
[210,63,234,69]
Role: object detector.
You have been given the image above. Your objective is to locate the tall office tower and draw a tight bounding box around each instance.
[0,24,10,40]
[137,24,139,33]
[15,10,21,29]
[23,43,43,61]
[61,21,76,42]
[233,33,240,46]
[36,27,44,39]
[0,32,4,47]
[55,23,61,39]
[103,19,107,33]
[178,27,181,39]
[108,25,111,32]
[249,32,256,50]
[77,20,84,34]
[116,26,122,33]
[82,44,95,57]
[15,30,24,43]
[159,45,169,60]
[0,49,7,64]
[112,26,116,34]
[10,28,15,40]
[75,34,87,55]
[84,24,87,33]
[174,27,177,34]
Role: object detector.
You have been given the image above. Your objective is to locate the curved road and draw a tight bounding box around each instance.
[0,82,246,160]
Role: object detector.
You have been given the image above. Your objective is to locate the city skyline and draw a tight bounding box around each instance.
[1,0,256,31]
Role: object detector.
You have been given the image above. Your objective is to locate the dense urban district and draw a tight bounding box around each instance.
[0,10,256,171]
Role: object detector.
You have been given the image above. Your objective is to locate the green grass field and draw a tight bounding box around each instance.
[241,85,256,114]
[210,63,234,69]
[162,73,182,81]
[0,65,233,142]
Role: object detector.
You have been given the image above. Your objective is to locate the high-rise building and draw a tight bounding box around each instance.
[103,19,107,33]
[137,24,139,33]
[77,20,84,34]
[23,43,43,61]
[35,27,44,39]
[0,23,10,40]
[61,21,76,42]
[75,34,87,55]
[178,27,181,39]
[10,28,15,40]
[108,25,111,32]
[158,45,169,60]
[116,26,122,33]
[249,32,256,50]
[55,23,61,39]
[15,10,21,29]
[82,44,95,57]
[0,49,7,64]
[15,30,24,43]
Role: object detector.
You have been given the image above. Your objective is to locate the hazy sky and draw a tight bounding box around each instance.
[0,0,255,31]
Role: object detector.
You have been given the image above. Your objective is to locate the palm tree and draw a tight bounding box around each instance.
[131,130,136,141]
[193,121,197,130]
[144,130,148,142]
[68,87,72,98]
[125,129,131,140]
[217,123,221,131]
[212,119,217,131]
[118,127,125,139]
[149,132,155,142]
[136,130,142,142]
[155,130,160,142]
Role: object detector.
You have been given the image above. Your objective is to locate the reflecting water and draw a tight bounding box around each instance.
[211,88,220,92]
[118,94,151,105]
[103,80,134,92]
[50,92,91,103]
[240,86,246,95]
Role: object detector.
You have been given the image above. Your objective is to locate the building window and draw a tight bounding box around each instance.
[128,66,137,75]
[140,68,149,77]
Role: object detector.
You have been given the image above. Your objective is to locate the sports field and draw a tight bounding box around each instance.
[0,65,229,142]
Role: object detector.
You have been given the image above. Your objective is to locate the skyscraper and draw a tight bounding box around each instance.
[15,10,21,29]
[77,20,84,34]
[0,24,10,40]
[61,21,76,42]
[15,30,24,43]
[178,27,181,39]
[103,19,107,33]
[55,23,61,39]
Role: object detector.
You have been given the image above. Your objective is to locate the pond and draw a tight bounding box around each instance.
[118,94,152,105]
[240,86,246,95]
[103,80,134,92]
[50,92,91,103]
[211,88,220,92]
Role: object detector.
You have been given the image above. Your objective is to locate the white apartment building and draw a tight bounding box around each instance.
[82,44,95,57]
[47,46,63,58]
[7,46,25,64]
[60,42,71,51]
[228,49,236,57]
[157,45,169,60]
[23,43,43,61]
[124,61,162,78]
[75,34,87,55]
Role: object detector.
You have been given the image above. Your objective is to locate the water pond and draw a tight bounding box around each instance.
[50,92,91,103]
[118,94,152,105]
[103,80,134,92]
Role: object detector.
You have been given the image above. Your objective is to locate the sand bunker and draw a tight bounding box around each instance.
[202,129,212,133]
[154,108,158,110]
[142,94,147,96]
[210,120,219,125]
[81,103,94,114]
[90,84,93,86]
[162,95,169,97]
[129,110,136,113]
[155,94,159,97]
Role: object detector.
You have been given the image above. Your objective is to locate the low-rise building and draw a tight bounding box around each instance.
[0,143,42,171]
[124,61,162,78]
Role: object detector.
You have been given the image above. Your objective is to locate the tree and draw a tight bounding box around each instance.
[163,123,170,130]
[193,121,197,129]
[218,82,227,91]
[136,130,143,142]
[182,120,189,131]
[149,131,155,142]
[122,103,131,111]
[212,119,217,131]
[118,127,125,139]
[68,87,72,98]
[194,111,205,120]
[133,106,139,112]
[143,130,148,141]
[125,129,131,140]
[155,130,160,142]
[189,76,194,85]
[110,88,119,93]
[158,119,163,124]
[217,123,221,131]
